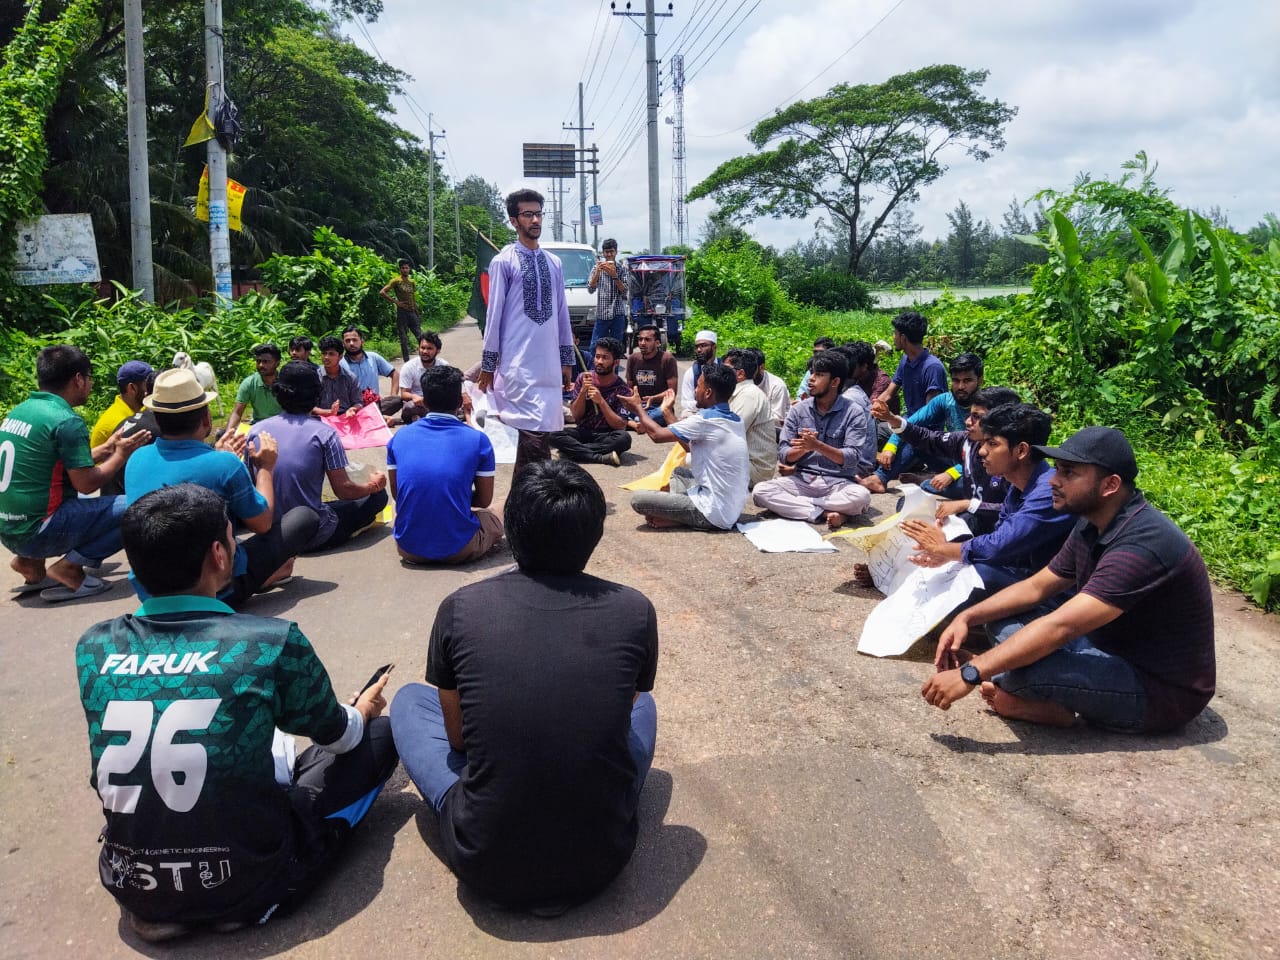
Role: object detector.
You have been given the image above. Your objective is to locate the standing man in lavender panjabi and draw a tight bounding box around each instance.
[476,189,575,477]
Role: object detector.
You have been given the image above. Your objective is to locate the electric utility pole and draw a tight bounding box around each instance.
[562,83,593,248]
[613,1,673,254]
[428,115,444,271]
[204,0,231,305]
[589,144,601,249]
[124,0,154,302]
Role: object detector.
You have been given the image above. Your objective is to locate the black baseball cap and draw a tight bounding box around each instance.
[1035,426,1138,482]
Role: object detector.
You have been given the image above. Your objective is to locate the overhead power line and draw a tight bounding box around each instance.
[685,0,763,83]
[692,0,910,139]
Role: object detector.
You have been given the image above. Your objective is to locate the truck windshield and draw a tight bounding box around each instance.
[557,249,599,288]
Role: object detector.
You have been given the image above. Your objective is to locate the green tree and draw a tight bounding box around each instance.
[687,65,1016,277]
[0,0,99,279]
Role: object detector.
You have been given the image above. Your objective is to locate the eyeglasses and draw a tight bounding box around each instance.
[516,210,545,221]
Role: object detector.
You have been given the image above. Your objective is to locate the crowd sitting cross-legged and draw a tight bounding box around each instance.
[4,215,1219,943]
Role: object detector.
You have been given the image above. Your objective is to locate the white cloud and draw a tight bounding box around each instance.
[350,0,1280,250]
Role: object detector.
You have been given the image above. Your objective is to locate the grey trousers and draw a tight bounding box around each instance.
[629,467,722,531]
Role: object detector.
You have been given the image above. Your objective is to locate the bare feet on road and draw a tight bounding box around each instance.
[979,680,1078,728]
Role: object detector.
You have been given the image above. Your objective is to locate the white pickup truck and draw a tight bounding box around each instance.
[541,241,604,343]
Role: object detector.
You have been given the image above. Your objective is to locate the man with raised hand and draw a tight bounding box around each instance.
[861,348,981,494]
[77,483,397,942]
[922,426,1215,733]
[586,238,630,354]
[625,323,679,426]
[391,460,656,915]
[624,363,749,531]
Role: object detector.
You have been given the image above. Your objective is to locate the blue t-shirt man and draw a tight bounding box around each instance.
[124,440,268,598]
[892,348,948,416]
[341,352,394,394]
[387,414,496,560]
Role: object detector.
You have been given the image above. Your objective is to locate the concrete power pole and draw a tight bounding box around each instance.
[562,83,593,248]
[428,115,444,271]
[204,0,232,305]
[590,144,600,250]
[613,2,673,254]
[124,0,154,302]
[643,1,661,254]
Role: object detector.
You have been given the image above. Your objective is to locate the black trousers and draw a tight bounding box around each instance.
[232,717,399,925]
[549,426,631,462]
[396,308,423,362]
[229,506,319,607]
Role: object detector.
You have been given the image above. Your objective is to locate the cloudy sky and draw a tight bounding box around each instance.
[351,0,1280,252]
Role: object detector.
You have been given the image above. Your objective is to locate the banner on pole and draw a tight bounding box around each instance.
[196,166,247,232]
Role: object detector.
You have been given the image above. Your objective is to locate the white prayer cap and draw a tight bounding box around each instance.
[694,329,718,345]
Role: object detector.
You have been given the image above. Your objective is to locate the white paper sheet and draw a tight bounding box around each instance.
[827,484,971,594]
[736,518,839,553]
[465,383,520,464]
[856,562,985,657]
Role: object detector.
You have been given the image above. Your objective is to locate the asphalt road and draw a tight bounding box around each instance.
[3,317,1278,959]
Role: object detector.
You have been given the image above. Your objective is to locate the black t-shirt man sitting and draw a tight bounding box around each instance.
[390,459,659,914]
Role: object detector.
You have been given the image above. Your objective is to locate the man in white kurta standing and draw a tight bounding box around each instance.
[477,189,575,477]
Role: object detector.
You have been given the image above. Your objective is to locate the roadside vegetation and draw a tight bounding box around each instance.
[687,159,1280,610]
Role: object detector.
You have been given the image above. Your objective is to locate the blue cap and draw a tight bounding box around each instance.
[116,360,155,386]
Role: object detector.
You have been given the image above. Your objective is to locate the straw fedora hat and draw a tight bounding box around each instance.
[143,368,218,414]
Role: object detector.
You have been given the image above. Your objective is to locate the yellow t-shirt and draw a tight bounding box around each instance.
[89,395,136,449]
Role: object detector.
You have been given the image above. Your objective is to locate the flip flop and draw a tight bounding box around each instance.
[11,577,58,595]
[40,576,112,603]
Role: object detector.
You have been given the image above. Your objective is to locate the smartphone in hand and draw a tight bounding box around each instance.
[359,662,395,696]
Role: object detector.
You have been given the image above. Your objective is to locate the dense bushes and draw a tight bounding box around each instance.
[0,285,306,420]
[259,227,469,338]
[710,306,889,385]
[924,175,1280,608]
[783,267,873,311]
[685,238,794,326]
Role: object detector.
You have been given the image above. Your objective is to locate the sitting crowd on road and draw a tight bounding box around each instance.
[2,191,1217,942]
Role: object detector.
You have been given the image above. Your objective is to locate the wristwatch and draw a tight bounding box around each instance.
[960,662,981,685]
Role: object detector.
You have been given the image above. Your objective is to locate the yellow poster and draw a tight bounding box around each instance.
[196,166,246,232]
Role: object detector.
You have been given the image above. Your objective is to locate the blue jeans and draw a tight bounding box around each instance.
[875,440,949,484]
[391,683,657,813]
[11,494,125,567]
[988,611,1148,730]
[589,313,626,356]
